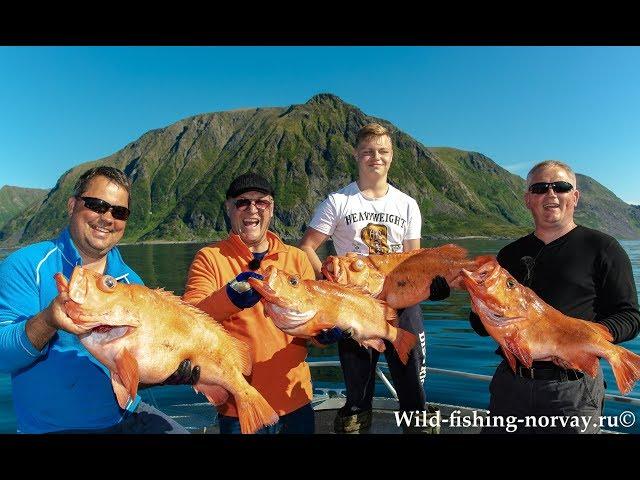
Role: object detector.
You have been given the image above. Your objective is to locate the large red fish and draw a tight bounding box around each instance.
[55,266,279,434]
[323,244,493,309]
[462,259,640,395]
[247,266,417,364]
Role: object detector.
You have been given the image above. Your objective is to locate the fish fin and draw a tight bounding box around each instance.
[227,336,252,376]
[339,283,371,295]
[502,348,517,373]
[111,373,133,409]
[431,244,468,259]
[391,327,417,365]
[473,255,496,268]
[503,332,533,368]
[608,347,640,395]
[197,384,230,406]
[383,303,398,326]
[362,338,386,352]
[550,356,579,371]
[564,354,600,377]
[234,386,279,434]
[113,348,139,405]
[588,323,614,342]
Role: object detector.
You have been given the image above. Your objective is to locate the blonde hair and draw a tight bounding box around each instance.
[526,160,577,186]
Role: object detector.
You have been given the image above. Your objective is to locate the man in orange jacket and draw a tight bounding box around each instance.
[183,173,316,434]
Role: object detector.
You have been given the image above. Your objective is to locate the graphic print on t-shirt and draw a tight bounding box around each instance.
[360,223,390,254]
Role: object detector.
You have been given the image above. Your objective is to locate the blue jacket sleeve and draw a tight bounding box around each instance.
[0,255,48,374]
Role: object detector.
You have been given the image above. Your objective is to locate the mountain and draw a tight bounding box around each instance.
[0,186,49,230]
[2,94,639,246]
[574,175,640,239]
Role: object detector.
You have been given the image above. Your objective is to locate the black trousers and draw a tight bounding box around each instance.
[49,401,190,434]
[481,360,605,434]
[338,304,426,413]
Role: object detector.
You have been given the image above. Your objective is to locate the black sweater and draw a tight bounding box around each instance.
[469,225,640,345]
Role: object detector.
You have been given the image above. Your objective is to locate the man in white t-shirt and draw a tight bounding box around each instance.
[300,123,449,433]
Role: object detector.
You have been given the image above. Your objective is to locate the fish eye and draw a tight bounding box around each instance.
[289,275,300,287]
[352,259,365,272]
[98,275,117,292]
[506,278,516,289]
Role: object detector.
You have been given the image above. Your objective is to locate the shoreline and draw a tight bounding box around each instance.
[1,235,517,251]
[117,234,509,247]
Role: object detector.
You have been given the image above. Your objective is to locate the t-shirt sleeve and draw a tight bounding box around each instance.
[405,198,422,240]
[308,196,338,236]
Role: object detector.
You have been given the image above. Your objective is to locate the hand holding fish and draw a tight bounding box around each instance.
[46,273,93,335]
[227,271,264,308]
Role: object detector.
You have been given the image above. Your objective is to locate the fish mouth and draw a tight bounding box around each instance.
[80,325,132,344]
[264,303,316,330]
[247,275,281,304]
[471,296,523,328]
[461,260,500,288]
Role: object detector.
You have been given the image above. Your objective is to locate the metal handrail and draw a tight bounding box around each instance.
[308,360,640,407]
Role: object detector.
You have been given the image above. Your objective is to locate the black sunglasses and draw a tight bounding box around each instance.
[528,181,574,195]
[76,196,131,221]
[234,198,272,211]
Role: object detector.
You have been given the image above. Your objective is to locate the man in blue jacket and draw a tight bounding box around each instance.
[0,166,194,433]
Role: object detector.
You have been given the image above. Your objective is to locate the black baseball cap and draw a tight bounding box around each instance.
[226,173,275,199]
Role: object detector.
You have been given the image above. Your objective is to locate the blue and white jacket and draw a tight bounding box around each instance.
[0,227,143,433]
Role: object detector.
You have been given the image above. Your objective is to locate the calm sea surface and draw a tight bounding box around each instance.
[1,238,639,433]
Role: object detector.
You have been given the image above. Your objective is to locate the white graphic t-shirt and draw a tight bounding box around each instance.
[309,182,422,256]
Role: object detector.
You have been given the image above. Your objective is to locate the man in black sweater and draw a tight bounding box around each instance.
[470,160,640,433]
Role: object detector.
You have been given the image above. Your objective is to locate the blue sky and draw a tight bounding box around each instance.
[1,46,638,204]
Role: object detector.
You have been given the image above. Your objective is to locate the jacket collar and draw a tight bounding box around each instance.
[55,226,129,277]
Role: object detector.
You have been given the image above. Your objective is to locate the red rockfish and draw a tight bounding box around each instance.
[55,267,279,434]
[462,259,640,395]
[323,244,493,309]
[248,266,417,364]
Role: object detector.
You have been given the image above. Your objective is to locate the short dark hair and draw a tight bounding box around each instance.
[74,166,132,204]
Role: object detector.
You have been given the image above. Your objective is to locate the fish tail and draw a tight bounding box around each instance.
[392,327,417,365]
[235,386,279,434]
[609,347,640,395]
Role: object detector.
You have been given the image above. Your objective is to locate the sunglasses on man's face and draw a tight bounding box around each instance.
[528,181,574,195]
[233,198,272,211]
[76,196,131,221]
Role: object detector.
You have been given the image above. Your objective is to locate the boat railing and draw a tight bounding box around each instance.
[308,360,640,407]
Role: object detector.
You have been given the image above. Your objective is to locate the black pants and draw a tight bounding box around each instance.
[338,303,426,413]
[50,401,190,434]
[482,360,605,434]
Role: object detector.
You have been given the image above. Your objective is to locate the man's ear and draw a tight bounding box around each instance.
[573,189,580,207]
[67,197,76,217]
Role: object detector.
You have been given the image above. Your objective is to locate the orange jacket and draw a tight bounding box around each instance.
[182,231,315,417]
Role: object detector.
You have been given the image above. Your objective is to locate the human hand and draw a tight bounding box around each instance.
[48,273,92,335]
[314,327,352,345]
[226,271,264,309]
[158,359,201,385]
[428,275,450,301]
